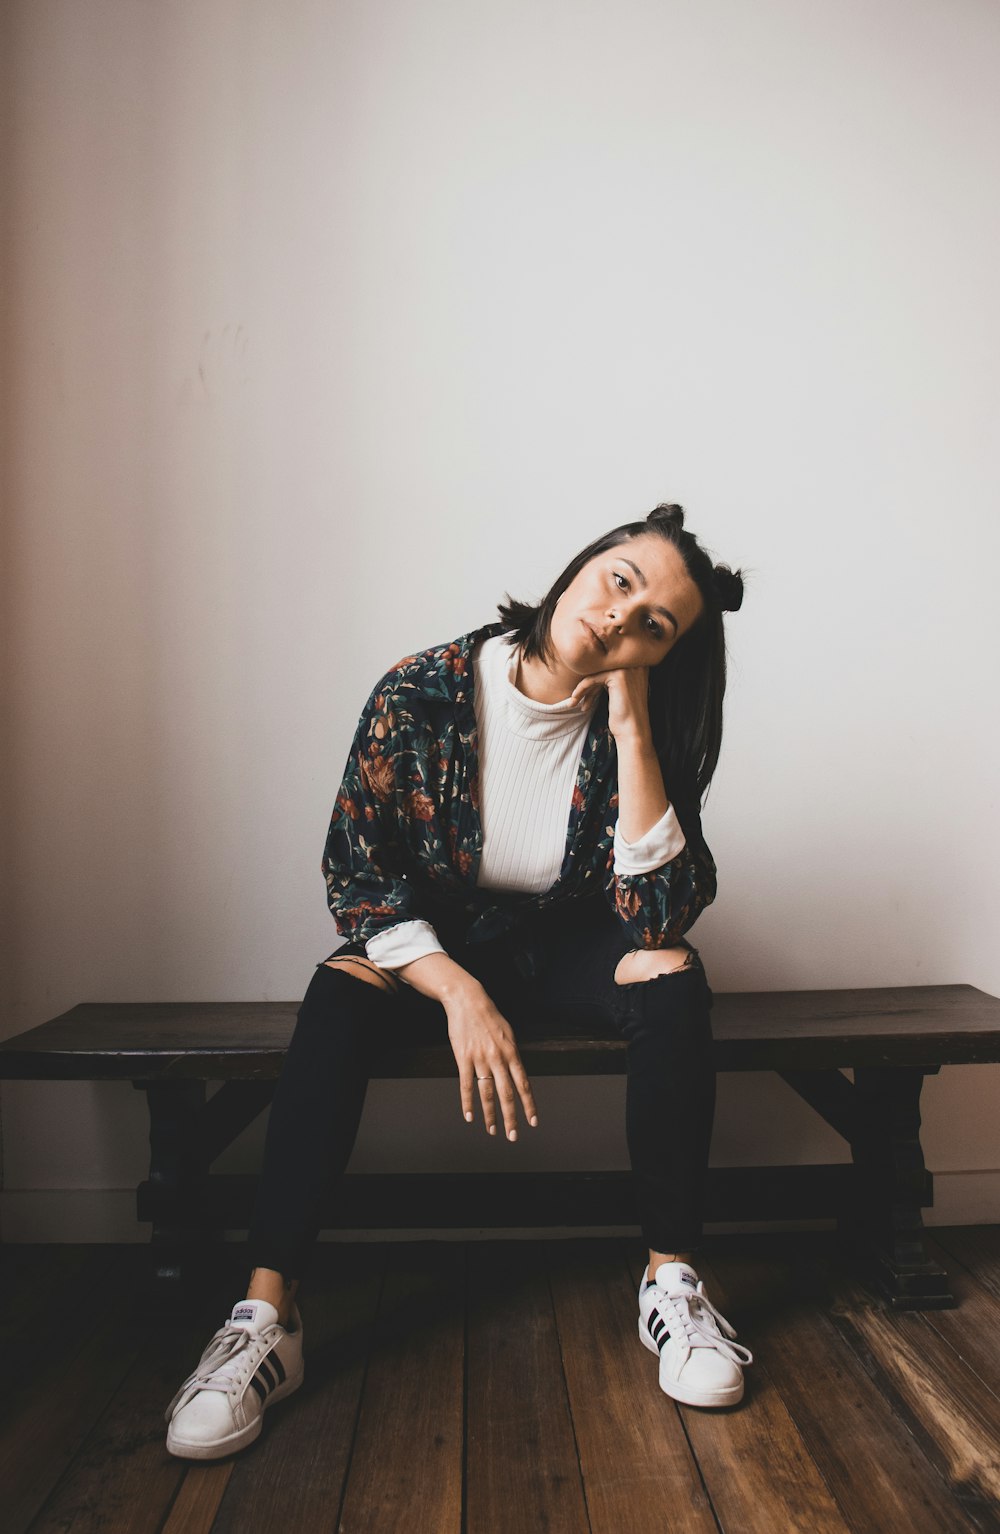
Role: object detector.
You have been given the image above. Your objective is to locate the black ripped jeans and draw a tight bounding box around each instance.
[247,895,716,1280]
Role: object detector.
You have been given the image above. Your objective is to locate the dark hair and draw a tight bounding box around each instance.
[497,504,744,803]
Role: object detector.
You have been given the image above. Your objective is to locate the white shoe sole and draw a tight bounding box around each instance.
[166,1367,305,1461]
[639,1319,745,1408]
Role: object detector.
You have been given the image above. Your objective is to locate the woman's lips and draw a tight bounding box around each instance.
[581,620,607,654]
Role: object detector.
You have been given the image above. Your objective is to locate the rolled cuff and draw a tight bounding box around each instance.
[613,805,687,876]
[364,919,447,977]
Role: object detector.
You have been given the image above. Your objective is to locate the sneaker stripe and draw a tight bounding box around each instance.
[257,1359,277,1394]
[249,1372,268,1402]
[269,1350,287,1385]
[644,1306,670,1349]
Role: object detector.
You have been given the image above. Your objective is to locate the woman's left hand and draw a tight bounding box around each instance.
[570,666,652,745]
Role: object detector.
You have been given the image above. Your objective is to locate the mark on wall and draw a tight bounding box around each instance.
[177,323,250,409]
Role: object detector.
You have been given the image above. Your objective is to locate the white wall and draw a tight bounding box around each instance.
[3,0,999,1239]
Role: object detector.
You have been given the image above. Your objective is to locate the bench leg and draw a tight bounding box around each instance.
[844,1065,954,1310]
[137,1081,214,1293]
[135,1079,277,1295]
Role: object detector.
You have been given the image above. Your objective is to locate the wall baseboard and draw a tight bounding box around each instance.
[1,1170,997,1243]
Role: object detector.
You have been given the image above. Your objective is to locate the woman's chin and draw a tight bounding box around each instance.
[554,647,598,679]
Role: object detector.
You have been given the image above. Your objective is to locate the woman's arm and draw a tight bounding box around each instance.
[323,677,435,946]
[571,665,717,946]
[613,731,670,843]
[397,952,538,1140]
[573,665,669,838]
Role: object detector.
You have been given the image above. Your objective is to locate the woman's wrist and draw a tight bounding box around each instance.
[613,726,657,756]
[396,950,483,1004]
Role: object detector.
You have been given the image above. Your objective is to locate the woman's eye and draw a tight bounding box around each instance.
[613,571,628,590]
[646,616,662,636]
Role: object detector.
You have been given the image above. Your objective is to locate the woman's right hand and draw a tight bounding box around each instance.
[443,976,538,1139]
[396,953,538,1139]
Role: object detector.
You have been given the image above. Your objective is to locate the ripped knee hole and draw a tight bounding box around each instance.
[614,947,699,986]
[323,956,400,996]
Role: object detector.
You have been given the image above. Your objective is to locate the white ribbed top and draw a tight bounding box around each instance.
[474,633,595,893]
[364,632,687,974]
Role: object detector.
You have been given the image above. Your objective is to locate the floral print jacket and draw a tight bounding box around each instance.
[322,622,717,952]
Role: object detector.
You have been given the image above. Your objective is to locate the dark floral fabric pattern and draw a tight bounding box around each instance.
[322,622,718,951]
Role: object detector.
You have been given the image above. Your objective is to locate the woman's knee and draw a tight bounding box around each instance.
[614,945,713,1065]
[323,955,400,997]
[614,946,699,986]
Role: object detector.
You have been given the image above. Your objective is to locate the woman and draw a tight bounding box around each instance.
[165,503,752,1460]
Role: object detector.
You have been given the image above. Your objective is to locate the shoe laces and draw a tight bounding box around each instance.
[164,1321,272,1421]
[656,1282,754,1366]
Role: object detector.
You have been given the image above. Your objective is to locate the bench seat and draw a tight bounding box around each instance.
[3,982,1000,1310]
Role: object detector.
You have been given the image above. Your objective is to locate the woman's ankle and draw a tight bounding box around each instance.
[648,1250,696,1277]
[246,1266,299,1326]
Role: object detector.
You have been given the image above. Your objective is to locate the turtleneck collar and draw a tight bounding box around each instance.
[479,633,596,742]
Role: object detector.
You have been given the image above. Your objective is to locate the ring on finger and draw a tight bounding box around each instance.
[477,1074,492,1084]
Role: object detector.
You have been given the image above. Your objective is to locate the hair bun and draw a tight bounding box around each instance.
[713,564,744,613]
[647,503,685,530]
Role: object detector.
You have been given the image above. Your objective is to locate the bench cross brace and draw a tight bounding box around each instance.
[133,1066,953,1308]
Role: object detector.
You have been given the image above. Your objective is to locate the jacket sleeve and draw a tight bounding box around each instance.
[601,793,717,948]
[322,677,429,947]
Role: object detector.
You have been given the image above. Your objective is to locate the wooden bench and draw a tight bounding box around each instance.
[3,983,999,1311]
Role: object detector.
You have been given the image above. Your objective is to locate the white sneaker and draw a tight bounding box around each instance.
[165,1298,304,1460]
[638,1261,752,1408]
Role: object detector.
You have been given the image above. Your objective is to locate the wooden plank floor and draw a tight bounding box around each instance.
[2,1229,999,1534]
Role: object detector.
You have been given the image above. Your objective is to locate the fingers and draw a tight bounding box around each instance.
[570,676,606,708]
[458,1061,503,1136]
[494,1068,522,1141]
[463,1055,538,1140]
[448,995,539,1139]
[477,1072,500,1137]
[473,1068,517,1139]
[509,1055,539,1130]
[459,1066,476,1126]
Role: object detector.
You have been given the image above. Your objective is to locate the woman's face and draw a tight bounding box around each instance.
[549,532,704,678]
